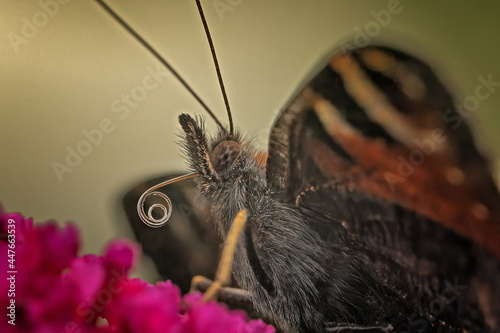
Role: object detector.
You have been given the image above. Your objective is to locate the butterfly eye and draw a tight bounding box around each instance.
[210,140,242,174]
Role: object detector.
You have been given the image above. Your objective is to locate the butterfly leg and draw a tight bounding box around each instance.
[326,323,394,332]
[295,180,340,206]
[190,209,249,302]
[190,275,252,306]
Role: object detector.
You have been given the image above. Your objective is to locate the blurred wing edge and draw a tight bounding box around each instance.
[266,45,500,258]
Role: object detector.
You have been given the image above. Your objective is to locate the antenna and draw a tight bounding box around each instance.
[195,0,234,136]
[94,0,225,131]
[95,0,235,226]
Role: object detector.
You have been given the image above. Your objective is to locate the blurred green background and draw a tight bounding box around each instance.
[1,0,499,280]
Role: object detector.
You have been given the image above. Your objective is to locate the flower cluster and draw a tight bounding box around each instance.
[0,206,274,333]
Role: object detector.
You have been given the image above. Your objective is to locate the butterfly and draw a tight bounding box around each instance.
[176,45,500,332]
[109,1,500,332]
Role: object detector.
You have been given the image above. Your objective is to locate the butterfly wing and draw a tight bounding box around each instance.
[266,45,500,258]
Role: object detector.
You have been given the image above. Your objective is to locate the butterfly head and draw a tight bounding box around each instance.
[179,113,269,234]
[179,114,257,187]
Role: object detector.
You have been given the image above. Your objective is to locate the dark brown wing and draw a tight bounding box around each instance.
[266,45,500,258]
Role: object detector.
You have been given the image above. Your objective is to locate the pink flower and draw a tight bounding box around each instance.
[0,206,274,333]
[103,280,182,332]
[183,294,274,333]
